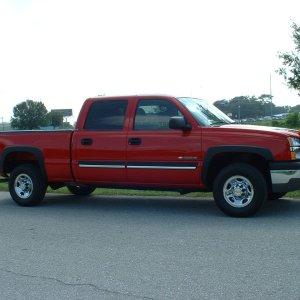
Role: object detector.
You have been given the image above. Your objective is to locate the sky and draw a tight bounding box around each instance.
[0,0,300,123]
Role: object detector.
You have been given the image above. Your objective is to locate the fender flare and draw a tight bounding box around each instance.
[202,145,274,185]
[0,146,47,180]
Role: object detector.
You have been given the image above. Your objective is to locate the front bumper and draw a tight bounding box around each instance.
[270,162,300,193]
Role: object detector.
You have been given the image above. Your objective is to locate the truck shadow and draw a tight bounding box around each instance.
[263,198,300,217]
[40,194,300,218]
[42,194,220,217]
[1,192,300,218]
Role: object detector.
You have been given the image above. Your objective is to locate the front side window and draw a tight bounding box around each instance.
[84,100,128,130]
[134,99,183,130]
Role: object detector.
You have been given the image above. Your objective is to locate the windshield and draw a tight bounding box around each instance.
[178,97,235,126]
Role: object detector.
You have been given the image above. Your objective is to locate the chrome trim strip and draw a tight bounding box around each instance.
[78,161,197,170]
[79,164,125,169]
[127,165,196,170]
[270,170,300,184]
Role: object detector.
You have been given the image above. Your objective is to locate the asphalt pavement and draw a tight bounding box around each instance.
[0,191,300,299]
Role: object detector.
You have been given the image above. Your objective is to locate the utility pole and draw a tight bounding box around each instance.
[270,73,273,119]
[1,117,4,131]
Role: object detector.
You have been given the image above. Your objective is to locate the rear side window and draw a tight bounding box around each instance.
[84,100,128,130]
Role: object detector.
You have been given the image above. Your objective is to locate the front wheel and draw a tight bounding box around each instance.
[213,163,267,217]
[9,164,47,206]
[67,185,96,196]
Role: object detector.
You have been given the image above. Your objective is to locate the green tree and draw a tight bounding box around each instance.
[258,94,275,116]
[214,99,231,115]
[286,111,300,127]
[47,110,63,129]
[11,100,48,130]
[273,105,290,114]
[62,121,74,129]
[290,104,300,112]
[229,96,264,119]
[277,22,300,95]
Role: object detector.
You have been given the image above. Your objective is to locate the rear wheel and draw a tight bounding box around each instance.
[213,163,267,217]
[9,164,47,206]
[67,185,96,196]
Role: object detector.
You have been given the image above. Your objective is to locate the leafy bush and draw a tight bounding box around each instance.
[285,112,300,128]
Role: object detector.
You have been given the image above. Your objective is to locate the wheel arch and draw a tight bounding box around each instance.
[202,146,273,190]
[0,146,47,181]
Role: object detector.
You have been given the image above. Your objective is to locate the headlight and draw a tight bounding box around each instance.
[288,137,300,160]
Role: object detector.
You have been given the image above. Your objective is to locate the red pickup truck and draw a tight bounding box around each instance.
[1,95,300,217]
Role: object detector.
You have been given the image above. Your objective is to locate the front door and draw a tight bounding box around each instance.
[126,98,202,189]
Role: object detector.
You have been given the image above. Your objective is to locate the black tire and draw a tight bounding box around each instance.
[67,185,96,196]
[213,163,267,217]
[9,164,47,206]
[268,192,286,200]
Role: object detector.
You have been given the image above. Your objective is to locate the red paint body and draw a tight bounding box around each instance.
[0,95,299,192]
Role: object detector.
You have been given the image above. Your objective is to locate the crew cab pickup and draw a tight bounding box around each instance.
[1,95,300,217]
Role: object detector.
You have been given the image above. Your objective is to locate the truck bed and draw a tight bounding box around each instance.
[0,130,74,181]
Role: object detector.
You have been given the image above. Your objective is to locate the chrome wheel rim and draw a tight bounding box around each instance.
[223,175,254,208]
[14,173,33,199]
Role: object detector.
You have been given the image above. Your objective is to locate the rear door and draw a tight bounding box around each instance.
[72,99,129,184]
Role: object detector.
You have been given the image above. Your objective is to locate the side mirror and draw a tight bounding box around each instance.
[169,116,192,131]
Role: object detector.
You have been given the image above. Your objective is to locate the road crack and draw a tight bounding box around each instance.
[0,268,155,300]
